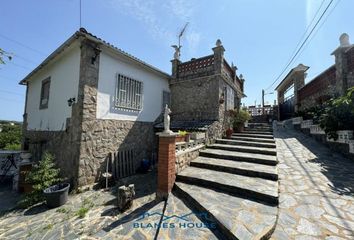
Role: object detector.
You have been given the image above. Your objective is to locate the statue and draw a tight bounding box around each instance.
[164,104,173,134]
[171,45,181,60]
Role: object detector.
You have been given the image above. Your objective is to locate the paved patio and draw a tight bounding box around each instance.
[272,127,354,239]
[1,127,354,239]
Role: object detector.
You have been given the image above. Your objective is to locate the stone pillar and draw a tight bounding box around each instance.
[156,132,177,200]
[76,37,102,187]
[332,33,352,96]
[294,71,306,112]
[171,59,180,79]
[212,39,225,74]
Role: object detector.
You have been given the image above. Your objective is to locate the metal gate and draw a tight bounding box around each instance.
[110,149,135,180]
[279,96,295,120]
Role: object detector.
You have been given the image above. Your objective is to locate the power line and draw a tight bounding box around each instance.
[4,60,32,70]
[13,53,38,65]
[265,0,335,90]
[287,0,326,63]
[0,33,47,56]
[0,97,23,103]
[0,74,17,81]
[0,89,24,96]
[292,0,342,67]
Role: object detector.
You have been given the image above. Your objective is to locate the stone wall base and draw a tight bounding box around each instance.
[78,120,156,186]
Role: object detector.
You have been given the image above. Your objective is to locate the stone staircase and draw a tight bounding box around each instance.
[173,124,279,239]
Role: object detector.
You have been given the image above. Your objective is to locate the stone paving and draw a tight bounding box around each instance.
[0,170,218,239]
[271,127,354,239]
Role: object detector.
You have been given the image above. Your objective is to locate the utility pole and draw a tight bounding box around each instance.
[262,89,265,115]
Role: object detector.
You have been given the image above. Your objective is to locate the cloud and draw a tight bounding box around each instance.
[108,0,174,43]
[108,0,201,57]
[165,0,194,21]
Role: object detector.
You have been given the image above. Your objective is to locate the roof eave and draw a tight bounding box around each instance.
[19,31,82,85]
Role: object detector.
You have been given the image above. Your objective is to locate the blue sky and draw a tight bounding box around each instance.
[0,0,353,121]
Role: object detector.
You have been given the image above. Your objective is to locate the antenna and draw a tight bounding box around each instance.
[79,0,82,28]
[178,22,189,50]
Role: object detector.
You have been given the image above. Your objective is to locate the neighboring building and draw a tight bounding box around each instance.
[20,28,170,187]
[275,33,354,120]
[167,39,245,140]
[247,105,273,116]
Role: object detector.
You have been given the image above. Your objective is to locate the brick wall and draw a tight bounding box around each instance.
[298,66,336,110]
[157,135,176,199]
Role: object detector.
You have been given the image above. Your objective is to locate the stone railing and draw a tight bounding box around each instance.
[327,130,354,144]
[292,117,303,125]
[310,125,325,134]
[301,120,313,129]
[177,55,214,75]
[175,135,206,174]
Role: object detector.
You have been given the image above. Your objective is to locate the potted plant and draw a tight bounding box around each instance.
[176,130,189,142]
[43,183,70,208]
[233,109,251,132]
[225,128,233,138]
[18,151,67,208]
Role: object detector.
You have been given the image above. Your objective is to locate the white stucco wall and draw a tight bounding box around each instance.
[26,43,80,131]
[97,49,170,122]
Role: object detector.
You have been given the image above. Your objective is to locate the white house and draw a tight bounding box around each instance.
[20,28,170,187]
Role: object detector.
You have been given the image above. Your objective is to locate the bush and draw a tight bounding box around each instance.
[0,124,22,150]
[319,87,354,140]
[233,109,251,129]
[18,152,62,208]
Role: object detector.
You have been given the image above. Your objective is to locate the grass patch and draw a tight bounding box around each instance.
[56,207,70,214]
[43,223,53,230]
[76,207,89,218]
[75,198,95,218]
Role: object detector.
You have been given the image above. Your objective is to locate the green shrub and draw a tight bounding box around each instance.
[17,152,62,208]
[0,124,22,150]
[319,87,354,140]
[233,109,251,129]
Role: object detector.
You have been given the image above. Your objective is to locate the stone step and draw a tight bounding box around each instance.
[200,148,278,166]
[230,136,276,143]
[191,156,278,181]
[176,167,279,205]
[216,139,276,149]
[232,133,274,139]
[244,129,273,133]
[207,143,277,156]
[174,182,278,240]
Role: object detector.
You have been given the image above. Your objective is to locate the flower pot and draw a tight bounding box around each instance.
[175,135,186,142]
[226,128,233,138]
[184,134,191,142]
[43,183,70,208]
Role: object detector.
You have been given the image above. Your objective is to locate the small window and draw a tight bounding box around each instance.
[225,85,235,110]
[162,91,171,110]
[115,74,143,110]
[39,77,51,109]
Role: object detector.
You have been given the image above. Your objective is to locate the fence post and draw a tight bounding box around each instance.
[156,132,177,200]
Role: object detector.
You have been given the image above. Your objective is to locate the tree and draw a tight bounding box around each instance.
[0,48,12,64]
[0,124,22,150]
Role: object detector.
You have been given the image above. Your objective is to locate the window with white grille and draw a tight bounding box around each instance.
[115,74,143,110]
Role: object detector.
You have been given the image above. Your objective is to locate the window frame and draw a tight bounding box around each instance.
[39,77,51,109]
[162,90,171,111]
[115,73,144,111]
